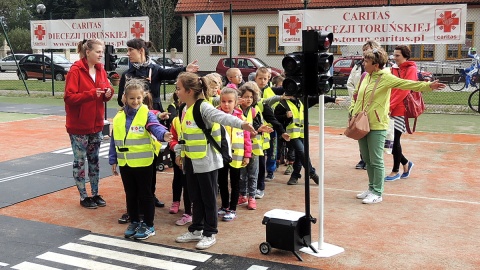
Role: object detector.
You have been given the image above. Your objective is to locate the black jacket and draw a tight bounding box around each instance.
[274,96,336,128]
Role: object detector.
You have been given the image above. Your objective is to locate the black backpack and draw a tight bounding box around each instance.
[180,99,232,164]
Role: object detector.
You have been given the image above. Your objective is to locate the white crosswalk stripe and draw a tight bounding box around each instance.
[52,142,110,159]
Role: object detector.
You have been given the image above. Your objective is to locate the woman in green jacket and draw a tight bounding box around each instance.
[349,48,445,204]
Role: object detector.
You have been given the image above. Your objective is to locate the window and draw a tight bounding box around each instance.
[447,22,474,59]
[267,26,284,55]
[329,46,340,55]
[239,27,255,55]
[410,44,434,60]
[212,27,227,55]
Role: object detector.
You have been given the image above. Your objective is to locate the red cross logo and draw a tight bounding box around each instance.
[130,22,145,38]
[284,16,302,36]
[436,11,460,32]
[34,25,46,40]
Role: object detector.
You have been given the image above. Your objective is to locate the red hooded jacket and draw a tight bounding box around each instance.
[64,58,114,135]
[390,60,417,116]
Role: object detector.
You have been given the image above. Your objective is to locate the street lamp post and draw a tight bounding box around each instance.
[37,4,46,82]
[303,0,310,9]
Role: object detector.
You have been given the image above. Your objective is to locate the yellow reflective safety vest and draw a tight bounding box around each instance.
[254,103,270,151]
[113,105,155,167]
[225,124,245,168]
[244,107,263,156]
[180,102,222,159]
[284,100,304,139]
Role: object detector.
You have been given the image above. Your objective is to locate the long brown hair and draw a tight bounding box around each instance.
[177,72,211,100]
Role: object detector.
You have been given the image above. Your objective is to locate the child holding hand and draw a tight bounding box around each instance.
[217,87,252,221]
[109,79,172,240]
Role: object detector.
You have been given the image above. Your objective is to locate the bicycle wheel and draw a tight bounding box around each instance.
[448,74,465,91]
[468,88,480,113]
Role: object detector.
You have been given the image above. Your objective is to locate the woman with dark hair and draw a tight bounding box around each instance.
[117,38,199,111]
[64,39,114,209]
[385,45,416,182]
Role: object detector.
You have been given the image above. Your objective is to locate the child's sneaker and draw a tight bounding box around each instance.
[195,235,216,250]
[255,189,265,199]
[132,223,155,240]
[169,201,180,214]
[176,230,203,243]
[222,210,236,221]
[310,173,319,185]
[237,196,248,206]
[175,214,192,226]
[217,207,228,216]
[284,164,293,175]
[362,193,383,204]
[124,221,140,238]
[265,173,275,181]
[287,177,299,185]
[247,197,257,210]
[118,213,130,224]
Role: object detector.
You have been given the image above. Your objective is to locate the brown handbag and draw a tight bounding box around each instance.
[344,75,382,140]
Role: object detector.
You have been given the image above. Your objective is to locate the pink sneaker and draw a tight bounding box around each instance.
[175,214,192,226]
[237,196,248,206]
[169,201,180,214]
[247,197,257,210]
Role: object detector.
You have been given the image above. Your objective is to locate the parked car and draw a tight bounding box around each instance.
[332,55,363,87]
[151,56,184,68]
[16,54,72,81]
[216,57,283,83]
[0,54,27,72]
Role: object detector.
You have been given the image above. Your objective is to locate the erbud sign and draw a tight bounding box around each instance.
[31,16,149,49]
[279,4,466,45]
[195,13,224,46]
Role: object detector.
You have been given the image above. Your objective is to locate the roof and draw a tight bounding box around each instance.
[175,0,480,14]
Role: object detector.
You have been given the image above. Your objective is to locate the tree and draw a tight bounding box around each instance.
[138,0,177,54]
[8,28,31,53]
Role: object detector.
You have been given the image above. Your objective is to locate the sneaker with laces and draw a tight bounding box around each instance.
[175,214,192,226]
[362,193,383,204]
[255,190,265,199]
[287,177,298,185]
[217,207,228,216]
[284,165,293,175]
[356,190,372,199]
[310,173,319,185]
[247,197,257,210]
[92,195,106,207]
[124,221,140,238]
[222,210,236,221]
[118,212,130,224]
[195,235,216,250]
[169,201,180,214]
[237,196,248,206]
[133,223,155,240]
[265,173,275,181]
[355,160,366,170]
[176,230,203,243]
[80,197,97,209]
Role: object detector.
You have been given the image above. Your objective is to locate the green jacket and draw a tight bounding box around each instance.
[349,68,432,130]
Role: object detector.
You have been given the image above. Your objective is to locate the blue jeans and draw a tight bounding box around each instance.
[290,138,315,179]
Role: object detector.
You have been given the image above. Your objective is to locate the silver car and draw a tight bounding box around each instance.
[0,54,27,72]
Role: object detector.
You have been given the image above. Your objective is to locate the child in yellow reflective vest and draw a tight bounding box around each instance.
[217,87,252,221]
[109,79,173,240]
[173,72,256,250]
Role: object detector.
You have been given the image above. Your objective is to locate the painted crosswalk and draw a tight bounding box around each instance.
[52,142,111,159]
[8,234,306,270]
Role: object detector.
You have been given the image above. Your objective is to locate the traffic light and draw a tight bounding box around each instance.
[281,30,334,97]
[105,44,117,71]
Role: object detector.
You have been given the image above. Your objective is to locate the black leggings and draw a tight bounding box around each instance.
[392,129,408,173]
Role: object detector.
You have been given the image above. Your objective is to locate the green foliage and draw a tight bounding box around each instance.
[8,28,32,53]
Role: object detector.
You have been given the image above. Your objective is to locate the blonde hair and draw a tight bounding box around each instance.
[272,75,285,87]
[226,68,241,78]
[205,73,222,97]
[256,67,270,78]
[220,87,239,101]
[238,81,260,104]
[362,39,381,51]
[177,72,211,100]
[77,39,104,59]
[364,48,388,69]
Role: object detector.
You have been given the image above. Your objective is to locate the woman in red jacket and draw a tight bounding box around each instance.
[385,45,415,181]
[64,39,114,209]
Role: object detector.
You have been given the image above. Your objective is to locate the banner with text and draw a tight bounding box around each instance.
[279,4,466,46]
[31,16,149,49]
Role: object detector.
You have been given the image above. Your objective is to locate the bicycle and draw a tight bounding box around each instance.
[468,86,480,113]
[448,68,479,91]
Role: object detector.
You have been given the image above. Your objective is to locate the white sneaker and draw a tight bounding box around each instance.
[356,190,372,199]
[175,230,203,243]
[222,210,236,221]
[255,190,265,199]
[362,193,383,204]
[195,235,216,250]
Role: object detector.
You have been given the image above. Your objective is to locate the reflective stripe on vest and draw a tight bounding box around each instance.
[180,103,222,159]
[226,125,245,168]
[245,107,264,156]
[113,105,154,167]
[285,100,304,139]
